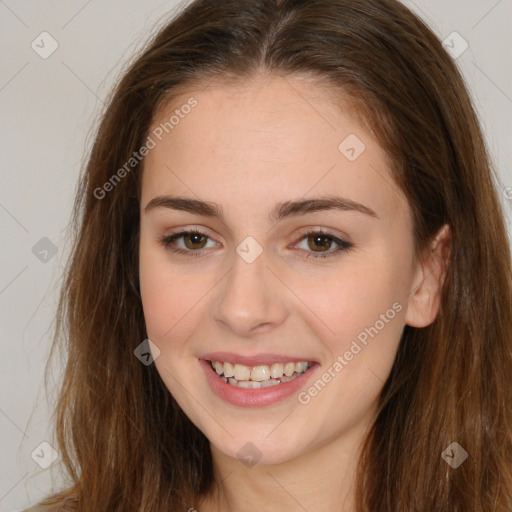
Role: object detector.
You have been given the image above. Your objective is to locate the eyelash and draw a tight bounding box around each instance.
[158,228,354,260]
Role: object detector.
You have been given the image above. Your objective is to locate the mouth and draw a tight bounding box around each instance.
[199,355,319,407]
[208,359,313,389]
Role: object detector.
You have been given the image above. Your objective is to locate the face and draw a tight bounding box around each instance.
[139,74,424,466]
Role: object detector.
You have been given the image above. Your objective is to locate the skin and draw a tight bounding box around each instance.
[139,73,450,512]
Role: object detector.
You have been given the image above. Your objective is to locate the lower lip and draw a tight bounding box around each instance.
[199,359,319,407]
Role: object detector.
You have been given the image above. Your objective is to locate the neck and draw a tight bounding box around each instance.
[197,420,371,512]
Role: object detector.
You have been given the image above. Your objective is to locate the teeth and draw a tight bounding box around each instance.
[210,359,312,387]
[233,363,251,381]
[227,376,289,389]
[260,379,279,388]
[223,361,234,378]
[295,361,308,373]
[238,380,266,389]
[283,362,295,377]
[251,365,271,381]
[270,362,284,378]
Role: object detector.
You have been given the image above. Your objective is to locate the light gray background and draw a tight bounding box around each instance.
[1,1,511,509]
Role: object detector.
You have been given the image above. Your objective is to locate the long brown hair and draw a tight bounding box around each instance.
[33,0,512,510]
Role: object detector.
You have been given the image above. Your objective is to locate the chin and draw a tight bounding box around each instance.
[206,425,312,467]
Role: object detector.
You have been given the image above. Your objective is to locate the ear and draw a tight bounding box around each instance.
[405,224,451,328]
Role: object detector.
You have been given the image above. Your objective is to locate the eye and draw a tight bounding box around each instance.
[293,229,353,259]
[159,228,218,258]
[158,228,354,259]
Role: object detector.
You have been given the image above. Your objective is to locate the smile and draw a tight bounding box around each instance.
[209,360,313,389]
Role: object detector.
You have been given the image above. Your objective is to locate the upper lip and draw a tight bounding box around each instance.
[200,351,317,366]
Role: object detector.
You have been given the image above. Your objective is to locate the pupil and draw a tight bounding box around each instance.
[186,233,206,249]
[310,234,330,251]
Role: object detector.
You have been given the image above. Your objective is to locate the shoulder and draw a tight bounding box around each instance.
[20,506,70,512]
[20,506,74,512]
[20,498,77,512]
[19,488,78,512]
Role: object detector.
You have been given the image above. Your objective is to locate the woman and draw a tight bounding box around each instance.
[26,0,512,510]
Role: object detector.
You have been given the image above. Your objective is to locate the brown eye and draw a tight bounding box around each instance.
[294,230,353,260]
[183,232,208,250]
[307,233,333,252]
[159,229,217,257]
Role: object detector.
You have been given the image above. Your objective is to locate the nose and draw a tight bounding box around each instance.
[211,246,288,337]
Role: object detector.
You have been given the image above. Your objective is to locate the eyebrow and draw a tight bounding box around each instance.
[143,195,379,222]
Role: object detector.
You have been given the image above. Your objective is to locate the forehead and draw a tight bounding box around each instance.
[151,74,355,157]
[141,75,406,225]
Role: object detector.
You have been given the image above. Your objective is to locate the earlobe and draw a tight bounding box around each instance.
[404,224,451,328]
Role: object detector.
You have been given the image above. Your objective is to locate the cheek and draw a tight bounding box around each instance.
[288,252,408,408]
[139,242,205,346]
[289,263,406,434]
[139,242,218,432]
[299,258,404,343]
